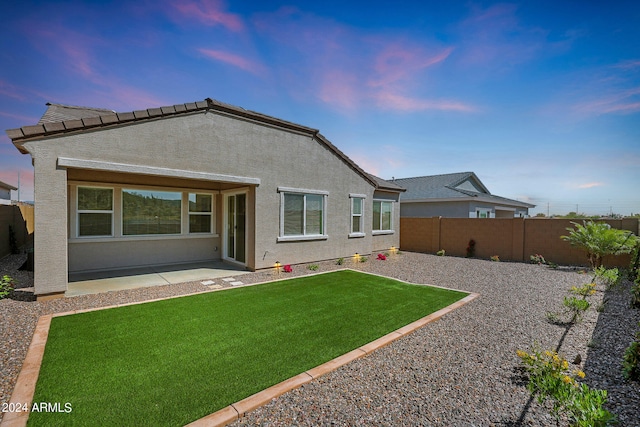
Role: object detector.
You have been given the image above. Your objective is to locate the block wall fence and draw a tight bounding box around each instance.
[400,217,639,267]
[0,204,34,259]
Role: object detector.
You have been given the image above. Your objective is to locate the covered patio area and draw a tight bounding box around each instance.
[66,260,251,297]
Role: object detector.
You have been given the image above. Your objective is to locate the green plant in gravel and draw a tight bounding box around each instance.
[335,257,344,265]
[530,254,547,265]
[436,249,445,256]
[631,277,640,309]
[359,256,368,263]
[561,221,635,268]
[0,275,15,299]
[593,266,620,289]
[516,347,616,426]
[307,264,319,271]
[628,238,640,281]
[563,296,591,323]
[622,325,640,381]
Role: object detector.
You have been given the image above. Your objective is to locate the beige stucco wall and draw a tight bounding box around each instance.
[23,110,399,295]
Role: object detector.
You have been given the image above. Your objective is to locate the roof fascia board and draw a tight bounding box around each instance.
[57,157,261,186]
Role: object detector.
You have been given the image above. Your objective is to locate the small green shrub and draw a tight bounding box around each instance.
[530,254,547,265]
[563,296,591,323]
[307,264,319,271]
[359,256,368,263]
[631,278,640,309]
[593,266,620,289]
[0,275,15,299]
[436,249,445,256]
[570,283,596,298]
[622,327,640,381]
[517,347,616,426]
[336,258,344,266]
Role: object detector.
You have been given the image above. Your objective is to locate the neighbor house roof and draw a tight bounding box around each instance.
[0,180,17,191]
[7,98,403,193]
[366,173,406,192]
[393,172,534,208]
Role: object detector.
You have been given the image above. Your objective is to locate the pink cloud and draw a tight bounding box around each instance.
[198,48,265,75]
[253,8,474,114]
[456,3,551,68]
[573,87,640,115]
[171,0,244,32]
[374,92,476,113]
[369,47,453,88]
[577,182,604,189]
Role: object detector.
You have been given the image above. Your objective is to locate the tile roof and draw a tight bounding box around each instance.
[366,174,406,192]
[393,172,534,208]
[38,103,115,124]
[6,98,403,193]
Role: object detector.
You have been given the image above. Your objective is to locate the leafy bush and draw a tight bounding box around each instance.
[530,254,547,265]
[629,238,640,281]
[631,277,640,309]
[563,296,591,323]
[622,327,640,381]
[570,283,596,298]
[593,266,619,289]
[436,249,445,256]
[336,257,344,266]
[561,221,635,268]
[0,275,15,299]
[517,347,616,426]
[359,256,368,263]
[307,264,319,271]
[490,255,500,262]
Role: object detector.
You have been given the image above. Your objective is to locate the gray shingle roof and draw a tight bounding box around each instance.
[394,172,534,208]
[0,180,18,191]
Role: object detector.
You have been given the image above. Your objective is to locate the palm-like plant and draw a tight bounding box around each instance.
[561,221,636,268]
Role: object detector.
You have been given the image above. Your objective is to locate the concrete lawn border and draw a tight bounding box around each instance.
[0,269,478,427]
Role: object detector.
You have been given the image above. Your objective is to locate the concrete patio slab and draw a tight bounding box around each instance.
[66,261,250,297]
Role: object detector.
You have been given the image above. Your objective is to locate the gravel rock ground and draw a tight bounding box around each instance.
[1,252,639,426]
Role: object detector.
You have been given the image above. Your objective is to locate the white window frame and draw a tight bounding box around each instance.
[77,186,114,238]
[372,199,394,235]
[188,193,214,234]
[70,182,218,241]
[476,208,492,219]
[349,193,366,238]
[277,187,328,242]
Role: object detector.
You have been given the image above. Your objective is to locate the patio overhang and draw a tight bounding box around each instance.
[57,157,261,187]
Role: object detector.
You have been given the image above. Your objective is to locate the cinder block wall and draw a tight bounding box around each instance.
[400,217,639,267]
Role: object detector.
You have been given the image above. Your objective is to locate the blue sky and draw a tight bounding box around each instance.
[1,0,639,216]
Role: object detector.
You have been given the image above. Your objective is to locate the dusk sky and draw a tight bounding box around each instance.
[1,1,639,216]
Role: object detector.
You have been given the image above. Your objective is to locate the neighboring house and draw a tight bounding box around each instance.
[394,172,534,218]
[0,180,17,205]
[6,99,404,298]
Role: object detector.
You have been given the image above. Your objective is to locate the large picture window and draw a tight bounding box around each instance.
[77,187,113,237]
[279,188,327,240]
[122,189,182,235]
[189,193,212,233]
[373,200,393,232]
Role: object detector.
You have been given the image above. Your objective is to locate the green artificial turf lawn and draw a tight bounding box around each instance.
[29,270,467,426]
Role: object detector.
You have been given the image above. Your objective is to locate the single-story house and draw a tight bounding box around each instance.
[7,98,404,298]
[393,172,534,218]
[0,180,17,205]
